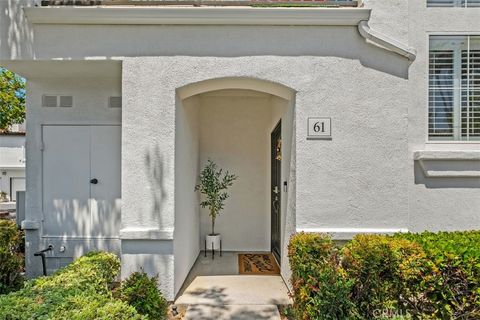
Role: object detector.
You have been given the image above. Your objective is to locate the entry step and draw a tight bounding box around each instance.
[184,304,281,320]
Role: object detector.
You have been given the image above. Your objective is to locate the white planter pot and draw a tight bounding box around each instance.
[206,234,221,251]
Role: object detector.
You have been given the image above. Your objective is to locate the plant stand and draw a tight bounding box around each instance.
[204,239,222,259]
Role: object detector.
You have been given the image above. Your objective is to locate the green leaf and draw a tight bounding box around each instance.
[0,67,25,132]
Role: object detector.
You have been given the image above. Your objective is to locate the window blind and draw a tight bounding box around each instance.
[462,50,480,138]
[429,36,480,141]
[429,50,455,138]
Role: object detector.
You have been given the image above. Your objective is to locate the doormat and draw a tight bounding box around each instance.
[238,253,280,275]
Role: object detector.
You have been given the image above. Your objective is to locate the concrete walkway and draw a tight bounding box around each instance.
[176,275,290,305]
[175,252,291,319]
[184,304,281,320]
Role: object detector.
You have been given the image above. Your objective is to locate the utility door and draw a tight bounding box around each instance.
[42,125,120,237]
[271,121,282,264]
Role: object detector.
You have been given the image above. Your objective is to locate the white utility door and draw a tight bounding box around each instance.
[42,125,120,237]
[90,126,121,236]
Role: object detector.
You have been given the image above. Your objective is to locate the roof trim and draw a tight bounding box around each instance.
[358,20,417,61]
[24,6,371,26]
[23,7,416,61]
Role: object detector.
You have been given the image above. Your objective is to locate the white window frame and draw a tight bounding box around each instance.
[427,33,480,143]
[427,0,480,7]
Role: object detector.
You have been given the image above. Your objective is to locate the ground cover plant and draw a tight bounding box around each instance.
[288,231,480,320]
[0,251,168,320]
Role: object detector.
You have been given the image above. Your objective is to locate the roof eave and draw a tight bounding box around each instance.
[24,6,371,26]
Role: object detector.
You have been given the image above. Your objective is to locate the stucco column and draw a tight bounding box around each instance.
[120,58,177,300]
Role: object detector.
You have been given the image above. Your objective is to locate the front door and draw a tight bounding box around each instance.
[271,121,281,264]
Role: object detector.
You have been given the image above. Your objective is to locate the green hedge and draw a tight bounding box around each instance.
[394,231,480,319]
[288,231,480,320]
[0,252,145,320]
[0,220,24,294]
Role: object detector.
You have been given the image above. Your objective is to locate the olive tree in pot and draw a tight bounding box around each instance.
[195,160,237,251]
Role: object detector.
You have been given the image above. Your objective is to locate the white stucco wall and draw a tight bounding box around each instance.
[0,0,36,60]
[173,96,200,295]
[363,0,408,43]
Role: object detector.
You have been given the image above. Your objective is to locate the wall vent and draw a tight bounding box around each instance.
[42,95,58,108]
[59,96,73,108]
[42,95,73,108]
[109,96,122,108]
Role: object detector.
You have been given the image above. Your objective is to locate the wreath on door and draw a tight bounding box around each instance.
[276,139,282,161]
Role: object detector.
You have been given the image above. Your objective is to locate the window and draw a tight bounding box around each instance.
[429,36,480,141]
[427,0,480,7]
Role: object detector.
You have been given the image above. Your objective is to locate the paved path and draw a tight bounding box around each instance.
[176,275,290,306]
[176,275,290,319]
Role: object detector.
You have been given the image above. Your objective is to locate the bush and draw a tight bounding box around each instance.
[116,271,168,320]
[0,251,145,320]
[288,231,480,320]
[342,235,436,319]
[395,231,480,319]
[0,220,24,294]
[288,233,358,320]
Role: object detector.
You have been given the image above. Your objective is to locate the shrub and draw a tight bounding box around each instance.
[342,235,436,319]
[288,231,480,320]
[50,294,142,320]
[288,233,358,320]
[0,220,24,294]
[116,271,168,320]
[0,251,145,320]
[395,231,480,319]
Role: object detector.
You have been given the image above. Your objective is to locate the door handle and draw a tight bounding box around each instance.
[90,178,98,184]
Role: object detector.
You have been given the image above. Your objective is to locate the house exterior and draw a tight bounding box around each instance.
[0,124,26,210]
[0,0,479,301]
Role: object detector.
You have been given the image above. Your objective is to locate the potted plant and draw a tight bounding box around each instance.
[195,160,237,251]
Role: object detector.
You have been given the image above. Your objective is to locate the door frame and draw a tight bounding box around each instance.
[270,120,281,264]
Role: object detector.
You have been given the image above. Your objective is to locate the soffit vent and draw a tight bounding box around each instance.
[109,96,122,108]
[42,95,58,108]
[59,96,73,108]
[42,95,73,108]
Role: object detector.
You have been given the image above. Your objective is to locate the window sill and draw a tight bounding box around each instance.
[414,150,480,178]
[426,141,480,145]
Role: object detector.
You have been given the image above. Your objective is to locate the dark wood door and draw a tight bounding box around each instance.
[271,121,281,264]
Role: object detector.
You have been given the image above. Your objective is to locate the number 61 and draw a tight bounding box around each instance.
[313,122,325,133]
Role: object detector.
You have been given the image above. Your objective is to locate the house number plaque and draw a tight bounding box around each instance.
[307,117,331,139]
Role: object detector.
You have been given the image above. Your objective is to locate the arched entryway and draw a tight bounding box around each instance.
[173,77,296,300]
